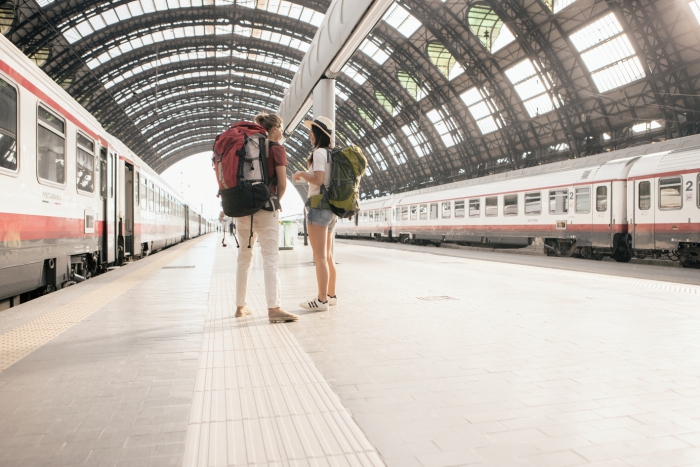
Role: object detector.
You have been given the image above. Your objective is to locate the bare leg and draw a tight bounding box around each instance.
[307,223,328,302]
[326,229,336,297]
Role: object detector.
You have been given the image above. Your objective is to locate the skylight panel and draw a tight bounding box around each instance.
[397,71,429,100]
[36,0,55,7]
[504,58,560,117]
[360,38,392,65]
[467,4,515,53]
[342,63,368,85]
[460,87,504,135]
[426,42,464,81]
[692,1,700,24]
[383,4,422,38]
[347,121,365,139]
[401,122,432,157]
[59,0,322,44]
[366,143,388,171]
[86,26,301,68]
[375,91,400,116]
[552,0,578,12]
[632,120,661,133]
[426,106,462,148]
[381,134,407,165]
[358,108,381,129]
[570,12,645,92]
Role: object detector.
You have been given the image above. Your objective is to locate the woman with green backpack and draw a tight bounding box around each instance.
[292,117,338,312]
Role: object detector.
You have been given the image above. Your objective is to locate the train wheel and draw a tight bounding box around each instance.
[613,234,632,263]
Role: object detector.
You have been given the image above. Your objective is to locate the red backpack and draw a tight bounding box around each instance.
[212,122,271,219]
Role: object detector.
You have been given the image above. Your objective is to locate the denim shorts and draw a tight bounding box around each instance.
[307,207,336,229]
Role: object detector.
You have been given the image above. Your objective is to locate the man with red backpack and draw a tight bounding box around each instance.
[213,113,298,323]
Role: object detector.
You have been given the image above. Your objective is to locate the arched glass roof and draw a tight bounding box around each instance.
[7,0,700,197]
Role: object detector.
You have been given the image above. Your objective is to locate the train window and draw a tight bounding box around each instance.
[410,205,417,220]
[469,199,480,217]
[504,194,518,216]
[134,172,139,206]
[99,147,107,199]
[37,105,66,186]
[659,177,682,210]
[485,197,498,217]
[419,204,428,220]
[156,186,161,213]
[575,187,590,213]
[370,211,374,222]
[442,202,451,218]
[525,192,541,215]
[455,200,465,218]
[149,181,154,211]
[0,77,18,173]
[430,204,438,219]
[596,186,607,212]
[76,132,95,194]
[363,211,368,222]
[401,206,408,220]
[381,210,387,222]
[638,181,650,210]
[549,189,568,214]
[141,176,147,209]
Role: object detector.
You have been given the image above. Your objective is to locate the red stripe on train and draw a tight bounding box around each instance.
[0,212,102,241]
[0,212,186,241]
[350,223,631,233]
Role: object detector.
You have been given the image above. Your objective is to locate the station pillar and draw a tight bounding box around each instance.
[312,78,337,262]
[312,79,336,144]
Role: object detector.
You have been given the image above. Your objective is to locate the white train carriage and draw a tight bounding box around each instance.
[391,153,638,259]
[0,34,205,304]
[626,146,700,266]
[336,198,392,240]
[337,134,700,266]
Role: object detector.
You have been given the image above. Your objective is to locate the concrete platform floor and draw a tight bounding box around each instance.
[1,234,700,466]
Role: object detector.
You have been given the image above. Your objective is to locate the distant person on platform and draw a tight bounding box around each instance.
[235,112,299,323]
[229,221,234,237]
[292,116,337,312]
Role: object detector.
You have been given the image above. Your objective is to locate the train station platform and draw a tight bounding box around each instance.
[1,235,700,467]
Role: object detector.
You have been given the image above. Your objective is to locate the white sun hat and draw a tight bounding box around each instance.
[303,116,334,141]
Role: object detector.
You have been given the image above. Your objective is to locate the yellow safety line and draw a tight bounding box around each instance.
[0,239,201,372]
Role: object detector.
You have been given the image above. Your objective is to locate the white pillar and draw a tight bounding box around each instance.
[312,79,338,265]
[312,79,336,144]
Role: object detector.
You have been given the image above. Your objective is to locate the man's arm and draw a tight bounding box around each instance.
[275,165,287,201]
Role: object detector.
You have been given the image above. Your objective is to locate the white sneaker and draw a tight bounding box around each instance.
[299,297,329,311]
[328,295,337,306]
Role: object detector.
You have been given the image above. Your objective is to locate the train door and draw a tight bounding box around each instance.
[632,178,655,249]
[133,170,142,255]
[123,163,135,257]
[100,147,116,264]
[592,183,612,247]
[184,205,190,239]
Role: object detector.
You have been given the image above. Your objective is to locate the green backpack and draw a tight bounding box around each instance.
[309,145,367,220]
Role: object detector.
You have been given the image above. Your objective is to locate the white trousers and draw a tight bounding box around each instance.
[235,209,281,309]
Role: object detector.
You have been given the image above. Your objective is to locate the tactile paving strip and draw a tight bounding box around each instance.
[183,244,385,467]
[0,242,196,372]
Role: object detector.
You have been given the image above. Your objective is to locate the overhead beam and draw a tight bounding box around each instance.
[278,0,394,138]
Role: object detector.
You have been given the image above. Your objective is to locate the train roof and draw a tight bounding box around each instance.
[627,144,700,179]
[359,133,700,208]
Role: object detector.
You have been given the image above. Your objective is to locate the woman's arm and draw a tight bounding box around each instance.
[275,165,287,201]
[293,170,325,186]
